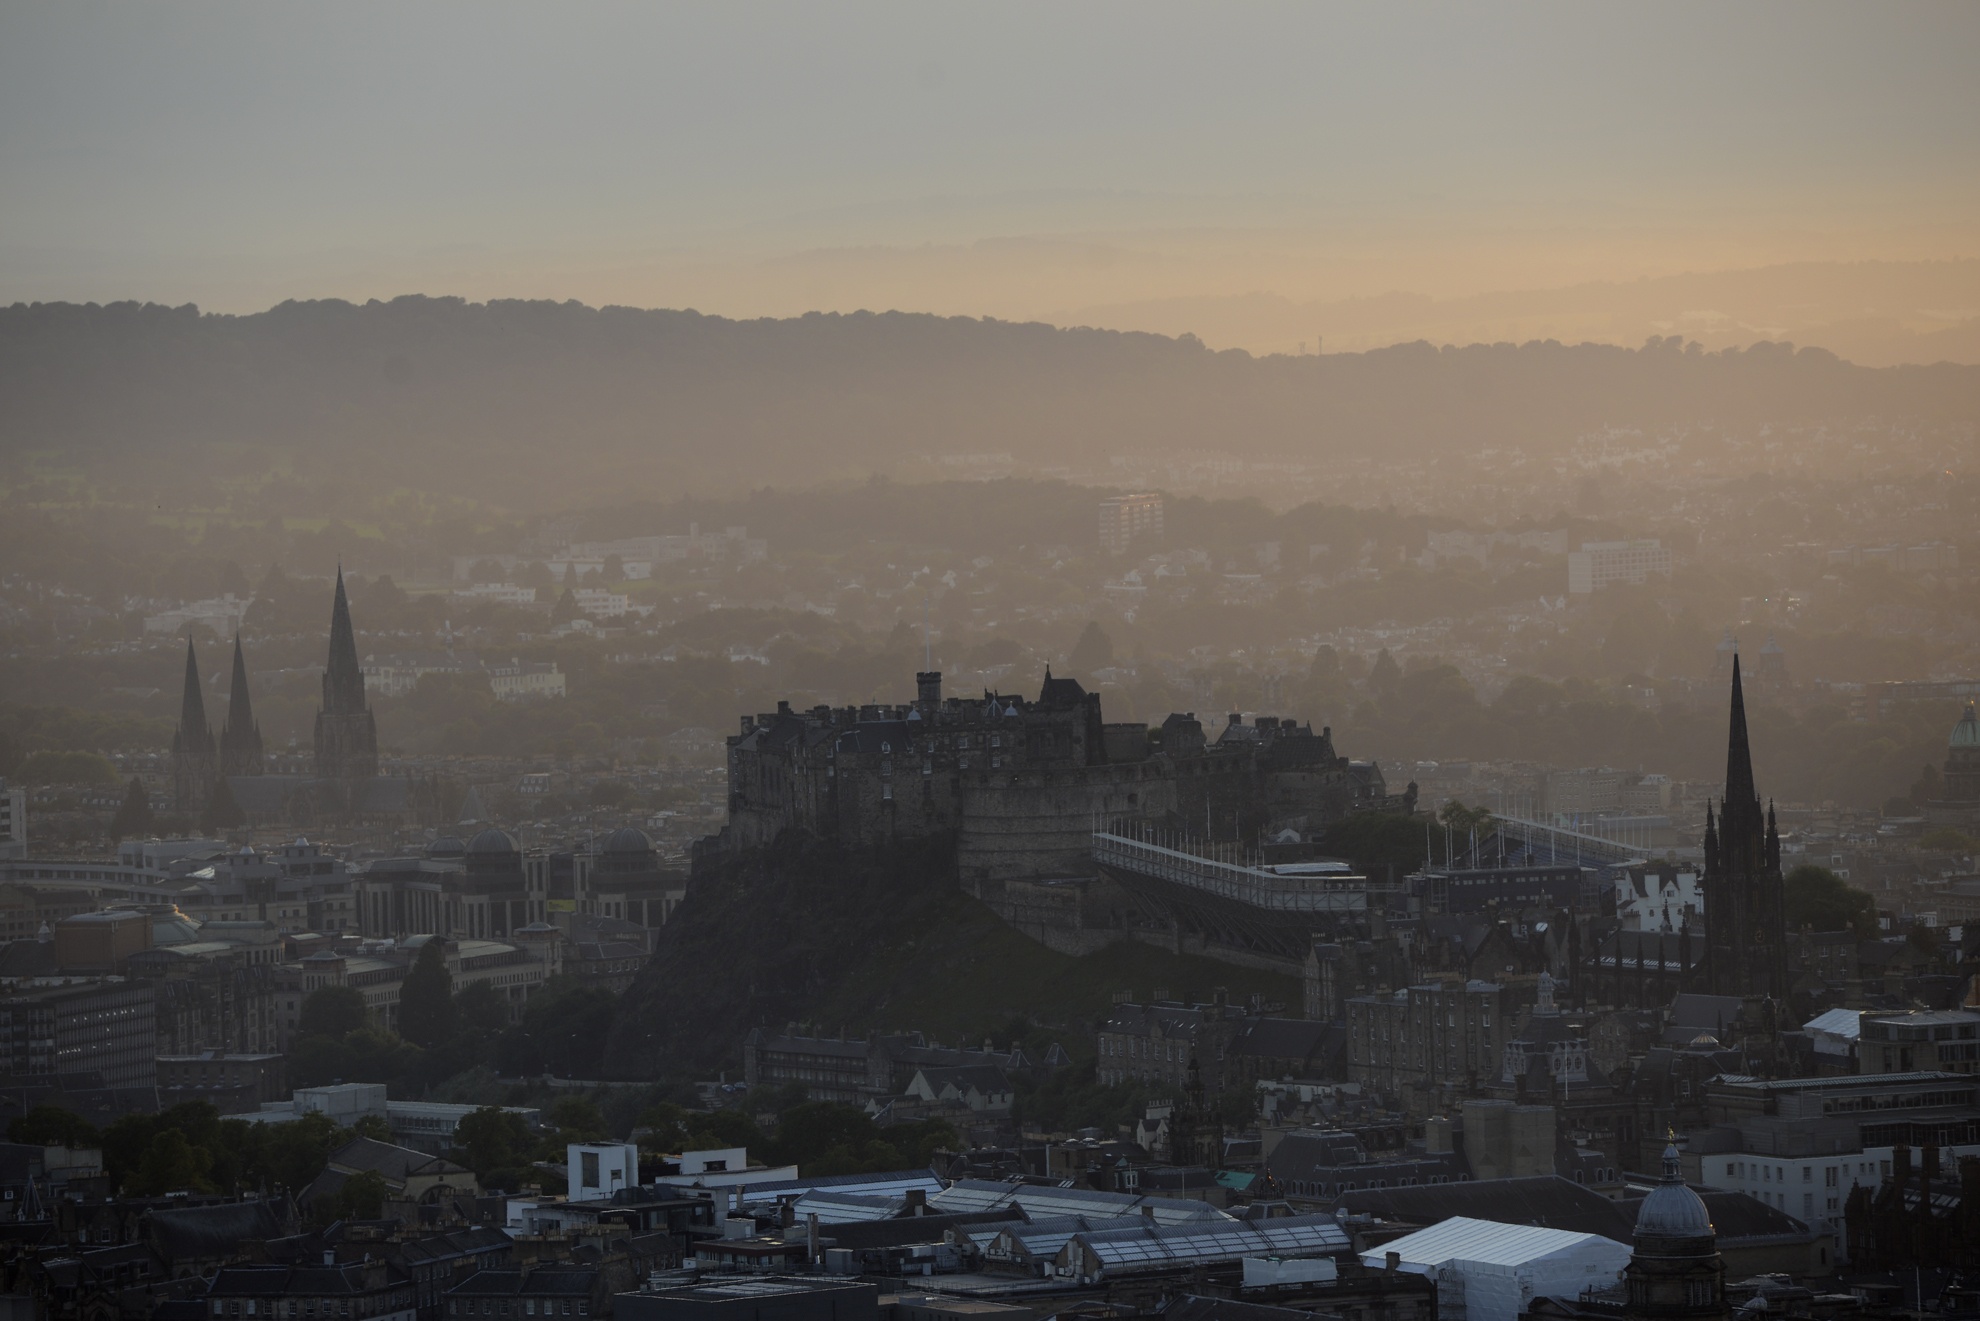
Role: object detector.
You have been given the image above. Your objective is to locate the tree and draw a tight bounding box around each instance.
[109,777,154,841]
[298,986,370,1039]
[200,775,244,833]
[397,941,459,1049]
[1066,620,1114,676]
[234,1112,350,1194]
[545,1096,608,1142]
[1308,645,1341,679]
[326,1168,388,1222]
[452,1107,533,1183]
[550,588,582,627]
[15,750,117,785]
[8,1104,100,1148]
[1918,827,1978,852]
[1785,865,1879,937]
[456,982,511,1034]
[101,1102,226,1192]
[515,978,617,1078]
[127,1128,216,1195]
[351,1114,393,1142]
[1367,648,1402,699]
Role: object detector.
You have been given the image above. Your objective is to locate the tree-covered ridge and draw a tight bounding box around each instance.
[4,297,1974,505]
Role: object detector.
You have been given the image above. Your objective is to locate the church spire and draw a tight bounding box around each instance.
[322,565,368,716]
[170,637,215,813]
[314,568,379,783]
[178,636,208,736]
[1724,657,1756,817]
[219,633,264,776]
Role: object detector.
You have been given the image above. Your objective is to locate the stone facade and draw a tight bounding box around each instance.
[713,669,1398,886]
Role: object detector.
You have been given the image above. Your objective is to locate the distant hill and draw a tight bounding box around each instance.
[1057,259,1980,365]
[3,295,1977,506]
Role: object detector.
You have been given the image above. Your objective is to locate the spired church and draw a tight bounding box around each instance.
[170,569,441,829]
[1700,661,1788,1001]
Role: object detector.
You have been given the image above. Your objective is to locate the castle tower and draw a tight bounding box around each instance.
[169,637,216,813]
[1623,1144,1728,1321]
[218,634,265,777]
[313,568,379,781]
[1701,661,1786,1000]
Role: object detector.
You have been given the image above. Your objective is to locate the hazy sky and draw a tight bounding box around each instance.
[4,1,1976,325]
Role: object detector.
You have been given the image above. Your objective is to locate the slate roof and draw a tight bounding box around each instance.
[329,1136,469,1183]
[206,1262,398,1297]
[148,1200,292,1259]
[1228,1018,1334,1062]
[815,1210,1020,1250]
[448,1267,599,1298]
[1619,1190,1814,1244]
[1336,1176,1634,1240]
[914,1064,1014,1097]
[1164,1296,1324,1321]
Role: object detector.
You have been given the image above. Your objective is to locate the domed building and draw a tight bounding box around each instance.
[1924,701,1980,830]
[453,827,528,938]
[540,825,684,931]
[1623,1145,1728,1321]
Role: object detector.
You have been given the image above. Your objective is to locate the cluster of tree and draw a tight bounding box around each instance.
[446,1095,626,1190]
[629,1098,957,1180]
[1784,864,1881,937]
[0,704,169,779]
[7,1100,383,1204]
[288,953,619,1095]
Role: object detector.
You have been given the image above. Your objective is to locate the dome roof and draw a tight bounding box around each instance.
[1636,1145,1713,1240]
[600,826,653,855]
[1952,703,1979,749]
[151,913,202,947]
[465,827,518,856]
[426,835,466,859]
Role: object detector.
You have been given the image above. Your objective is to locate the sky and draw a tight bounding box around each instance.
[3,1,1977,348]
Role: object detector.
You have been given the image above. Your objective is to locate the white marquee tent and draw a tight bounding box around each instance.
[1360,1216,1629,1321]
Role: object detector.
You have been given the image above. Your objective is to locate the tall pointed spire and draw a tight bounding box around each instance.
[170,637,216,813]
[178,636,208,734]
[314,568,379,783]
[1724,656,1756,816]
[1702,653,1787,1004]
[323,565,367,715]
[219,633,265,776]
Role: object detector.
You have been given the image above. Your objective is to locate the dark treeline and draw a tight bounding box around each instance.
[5,297,1976,505]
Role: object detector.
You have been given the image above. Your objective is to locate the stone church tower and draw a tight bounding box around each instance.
[312,568,378,781]
[1701,661,1786,999]
[169,637,215,813]
[218,634,265,777]
[1624,1144,1728,1321]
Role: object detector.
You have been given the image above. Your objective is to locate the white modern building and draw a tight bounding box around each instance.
[1361,1217,1629,1321]
[568,1141,640,1202]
